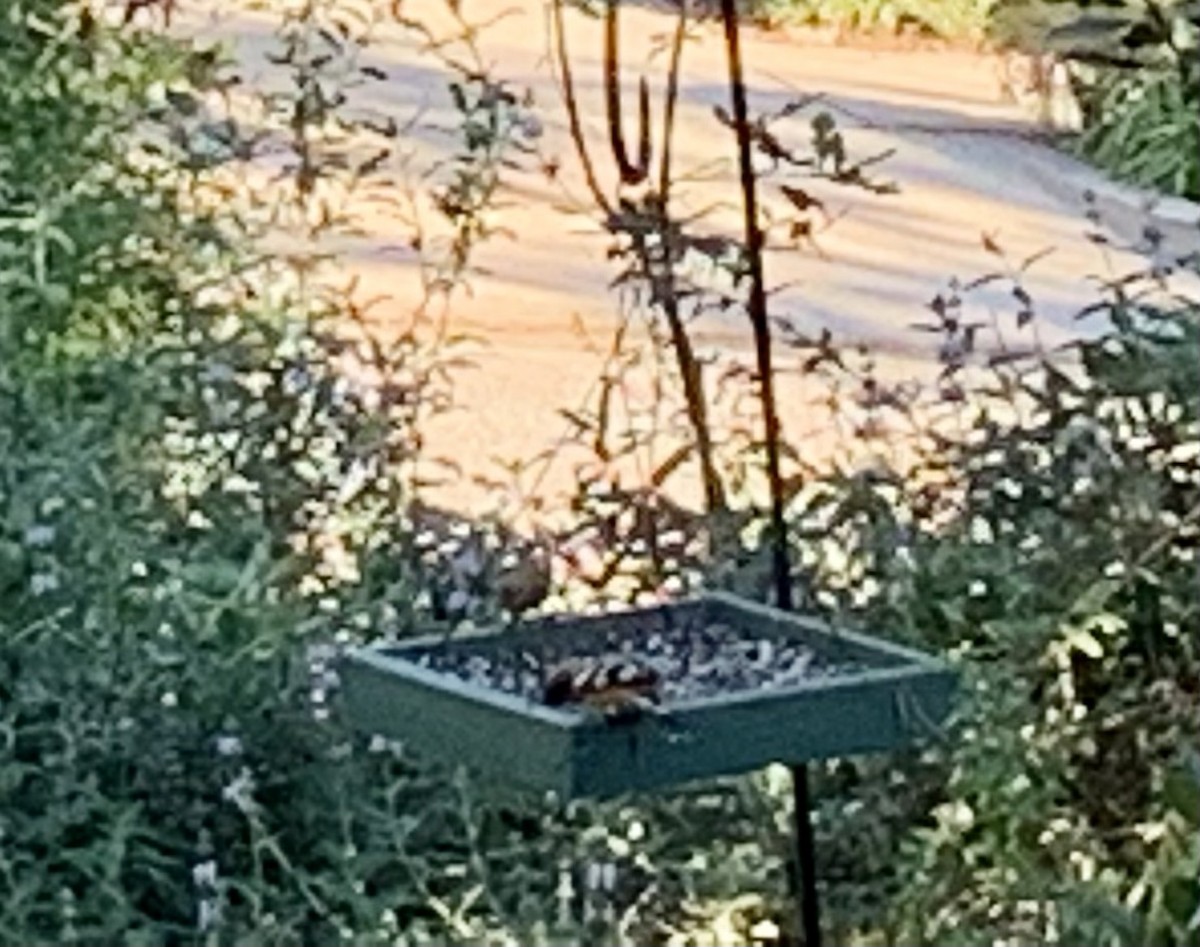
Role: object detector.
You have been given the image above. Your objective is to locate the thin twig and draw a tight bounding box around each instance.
[604,0,649,184]
[658,3,688,202]
[550,0,613,215]
[650,2,725,514]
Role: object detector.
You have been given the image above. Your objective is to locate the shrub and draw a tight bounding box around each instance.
[783,241,1200,944]
[739,0,993,37]
[0,2,520,942]
[991,0,1200,199]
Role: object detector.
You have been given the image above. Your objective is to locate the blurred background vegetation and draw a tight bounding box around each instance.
[745,0,1199,199]
[0,1,1197,945]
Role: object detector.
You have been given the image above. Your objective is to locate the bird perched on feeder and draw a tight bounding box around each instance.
[542,656,662,723]
[494,529,553,616]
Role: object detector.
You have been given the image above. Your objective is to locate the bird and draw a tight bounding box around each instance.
[494,540,552,616]
[542,656,662,723]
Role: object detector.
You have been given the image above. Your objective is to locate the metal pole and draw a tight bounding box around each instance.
[791,764,823,947]
[717,0,791,615]
[717,3,821,943]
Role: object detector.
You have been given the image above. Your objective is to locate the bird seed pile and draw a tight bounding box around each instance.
[410,609,863,708]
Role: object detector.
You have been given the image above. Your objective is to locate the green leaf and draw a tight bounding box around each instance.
[181,560,242,595]
[1046,12,1135,47]
[1164,767,1200,826]
[1071,579,1121,618]
[1065,625,1104,659]
[1163,877,1200,924]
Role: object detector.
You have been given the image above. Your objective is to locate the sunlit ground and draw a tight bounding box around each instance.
[172,0,1197,516]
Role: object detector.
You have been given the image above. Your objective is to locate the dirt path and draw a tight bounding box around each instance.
[170,0,1192,516]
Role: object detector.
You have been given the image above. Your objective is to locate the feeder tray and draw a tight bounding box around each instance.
[340,592,955,799]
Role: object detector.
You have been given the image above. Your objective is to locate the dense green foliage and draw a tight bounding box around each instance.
[793,276,1200,944]
[743,0,993,37]
[993,0,1200,199]
[2,2,1198,946]
[0,3,479,942]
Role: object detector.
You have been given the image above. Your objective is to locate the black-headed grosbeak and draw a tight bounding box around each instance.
[542,656,662,722]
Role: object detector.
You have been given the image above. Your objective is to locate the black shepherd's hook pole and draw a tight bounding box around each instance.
[716,3,821,945]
